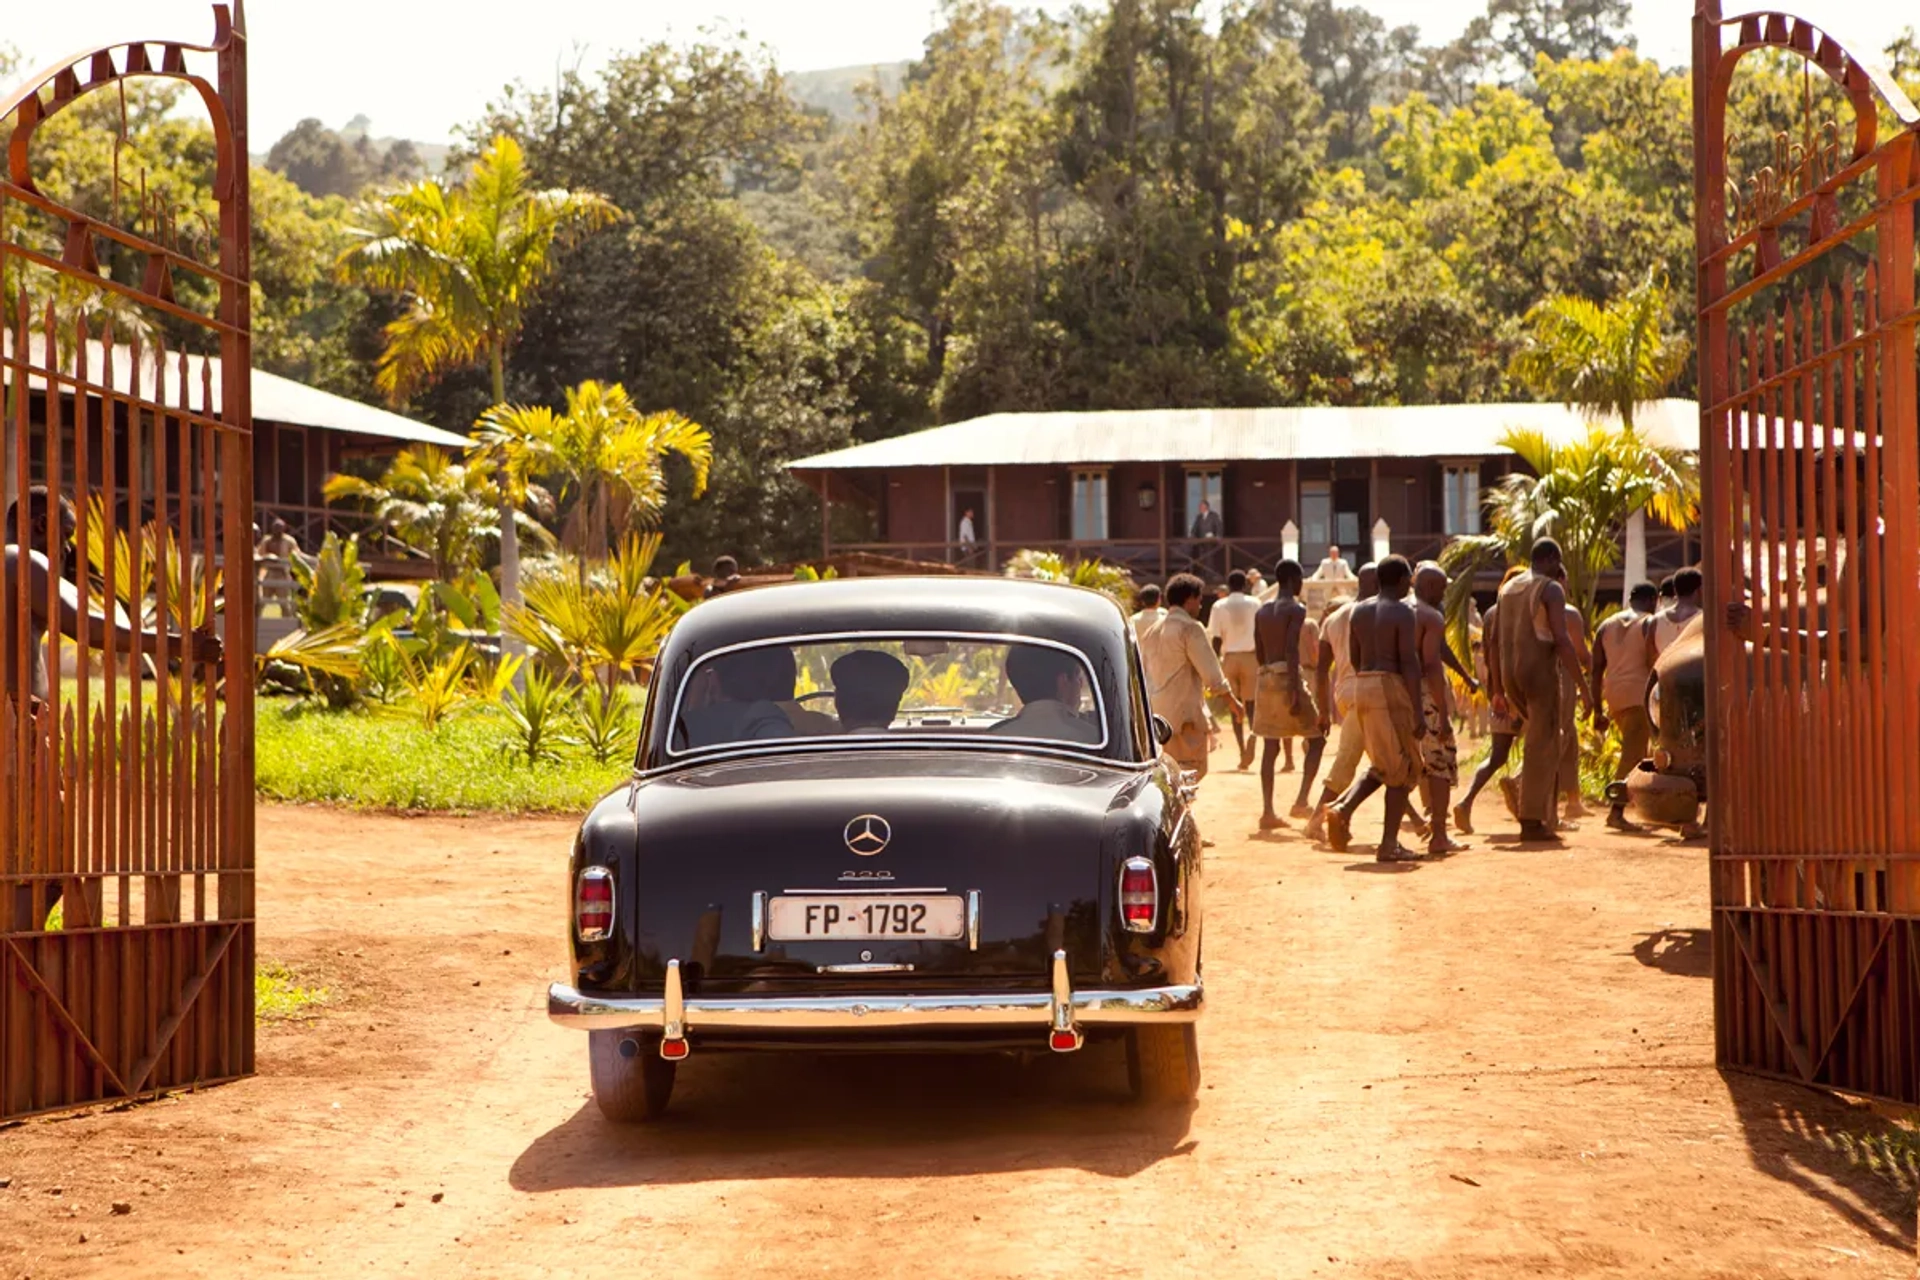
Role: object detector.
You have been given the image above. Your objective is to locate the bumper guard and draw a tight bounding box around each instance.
[548,951,1202,1060]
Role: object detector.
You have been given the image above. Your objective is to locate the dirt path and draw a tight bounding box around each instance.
[1,747,1914,1278]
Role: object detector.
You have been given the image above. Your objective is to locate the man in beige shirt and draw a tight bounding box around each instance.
[1592,581,1657,831]
[1141,574,1243,781]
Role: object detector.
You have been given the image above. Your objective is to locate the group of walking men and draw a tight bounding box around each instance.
[1130,537,1703,861]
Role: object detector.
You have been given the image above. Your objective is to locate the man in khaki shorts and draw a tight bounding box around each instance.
[1592,580,1658,830]
[1207,569,1260,770]
[1141,574,1243,781]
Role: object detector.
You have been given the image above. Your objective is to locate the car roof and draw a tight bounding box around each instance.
[671,576,1128,654]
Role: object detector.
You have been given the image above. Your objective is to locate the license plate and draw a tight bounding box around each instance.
[767,895,965,941]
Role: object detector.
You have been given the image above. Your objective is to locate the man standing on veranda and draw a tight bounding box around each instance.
[1141,573,1243,782]
[1488,538,1591,843]
[1592,580,1659,831]
[1207,569,1261,770]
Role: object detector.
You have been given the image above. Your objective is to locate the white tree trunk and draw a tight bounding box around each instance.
[1624,508,1648,594]
[499,500,524,660]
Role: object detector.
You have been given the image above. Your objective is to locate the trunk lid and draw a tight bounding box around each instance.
[625,749,1135,991]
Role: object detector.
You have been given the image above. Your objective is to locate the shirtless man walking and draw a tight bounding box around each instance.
[1487,538,1590,843]
[1252,559,1327,830]
[1412,562,1467,855]
[1324,556,1426,862]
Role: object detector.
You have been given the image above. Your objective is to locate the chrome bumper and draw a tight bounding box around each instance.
[548,951,1201,1059]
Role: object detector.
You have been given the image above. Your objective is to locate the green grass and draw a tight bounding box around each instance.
[255,697,633,813]
[255,960,330,1021]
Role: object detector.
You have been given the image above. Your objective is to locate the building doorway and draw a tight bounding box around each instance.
[1333,476,1369,564]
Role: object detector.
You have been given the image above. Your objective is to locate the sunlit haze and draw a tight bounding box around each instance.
[4,0,1917,148]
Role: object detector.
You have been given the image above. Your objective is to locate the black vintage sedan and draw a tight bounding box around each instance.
[546,577,1204,1121]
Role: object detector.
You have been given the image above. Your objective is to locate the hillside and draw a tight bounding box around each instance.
[787,61,908,120]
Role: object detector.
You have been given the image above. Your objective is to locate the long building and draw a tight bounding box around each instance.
[788,399,1701,584]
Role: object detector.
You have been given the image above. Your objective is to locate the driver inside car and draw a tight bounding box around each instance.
[677,647,802,748]
[830,649,911,733]
[990,645,1100,744]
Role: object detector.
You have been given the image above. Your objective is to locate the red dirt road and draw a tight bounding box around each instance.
[1,753,1914,1278]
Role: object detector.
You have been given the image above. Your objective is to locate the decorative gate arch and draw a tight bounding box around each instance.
[1695,2,1920,1101]
[0,6,254,1118]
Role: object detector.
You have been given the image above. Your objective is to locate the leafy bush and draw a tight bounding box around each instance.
[1003,549,1135,603]
[501,662,578,763]
[573,680,636,765]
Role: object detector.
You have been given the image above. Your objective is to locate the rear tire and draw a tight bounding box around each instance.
[1127,1024,1200,1104]
[588,1029,677,1123]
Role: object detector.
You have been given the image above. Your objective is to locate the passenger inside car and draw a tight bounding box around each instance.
[830,649,911,733]
[676,647,801,748]
[989,645,1101,744]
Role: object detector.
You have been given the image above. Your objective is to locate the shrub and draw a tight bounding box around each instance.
[501,663,578,763]
[573,680,636,766]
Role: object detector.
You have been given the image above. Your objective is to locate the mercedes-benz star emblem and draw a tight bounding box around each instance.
[844,814,891,856]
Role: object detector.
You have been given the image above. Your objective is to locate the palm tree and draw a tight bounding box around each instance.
[1508,269,1690,433]
[474,381,711,567]
[1438,425,1699,655]
[322,446,552,581]
[336,135,621,617]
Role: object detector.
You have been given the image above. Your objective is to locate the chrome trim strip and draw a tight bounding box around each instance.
[637,741,1157,781]
[751,891,767,953]
[816,962,915,974]
[663,629,1113,759]
[546,978,1203,1033]
[966,889,981,951]
[781,887,948,896]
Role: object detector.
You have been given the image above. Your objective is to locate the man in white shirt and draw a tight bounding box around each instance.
[1303,562,1375,841]
[990,645,1101,744]
[1643,566,1702,667]
[1141,574,1243,781]
[1129,583,1166,641]
[1207,569,1262,770]
[956,508,977,566]
[1311,545,1356,583]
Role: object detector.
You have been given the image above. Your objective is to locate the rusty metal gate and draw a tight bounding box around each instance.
[1695,2,1920,1102]
[0,8,254,1119]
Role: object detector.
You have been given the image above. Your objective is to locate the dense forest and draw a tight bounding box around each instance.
[5,0,1913,568]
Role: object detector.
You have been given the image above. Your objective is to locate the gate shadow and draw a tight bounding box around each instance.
[1723,1071,1917,1253]
[509,1039,1195,1191]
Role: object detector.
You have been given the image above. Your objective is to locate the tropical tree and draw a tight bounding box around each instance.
[505,534,690,692]
[474,381,712,567]
[336,135,621,615]
[322,446,550,581]
[1438,423,1699,655]
[1507,267,1689,432]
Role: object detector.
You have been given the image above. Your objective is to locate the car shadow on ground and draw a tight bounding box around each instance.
[509,1039,1196,1191]
[1723,1071,1917,1253]
[1629,927,1712,977]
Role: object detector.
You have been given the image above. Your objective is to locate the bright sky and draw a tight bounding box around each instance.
[3,0,1916,147]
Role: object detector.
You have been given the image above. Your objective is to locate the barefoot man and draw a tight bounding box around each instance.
[1252,559,1326,830]
[1412,562,1467,855]
[1324,556,1426,863]
[1489,538,1591,844]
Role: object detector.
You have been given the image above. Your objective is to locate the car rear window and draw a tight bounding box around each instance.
[665,634,1107,756]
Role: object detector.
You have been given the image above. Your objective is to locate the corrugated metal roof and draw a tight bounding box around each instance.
[789,399,1701,471]
[5,334,473,449]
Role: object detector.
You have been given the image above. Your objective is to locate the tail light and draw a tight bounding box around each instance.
[1119,857,1157,933]
[576,866,615,942]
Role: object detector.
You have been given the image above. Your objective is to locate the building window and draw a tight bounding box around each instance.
[1071,469,1109,541]
[1300,479,1331,550]
[1442,463,1482,535]
[1185,469,1223,528]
